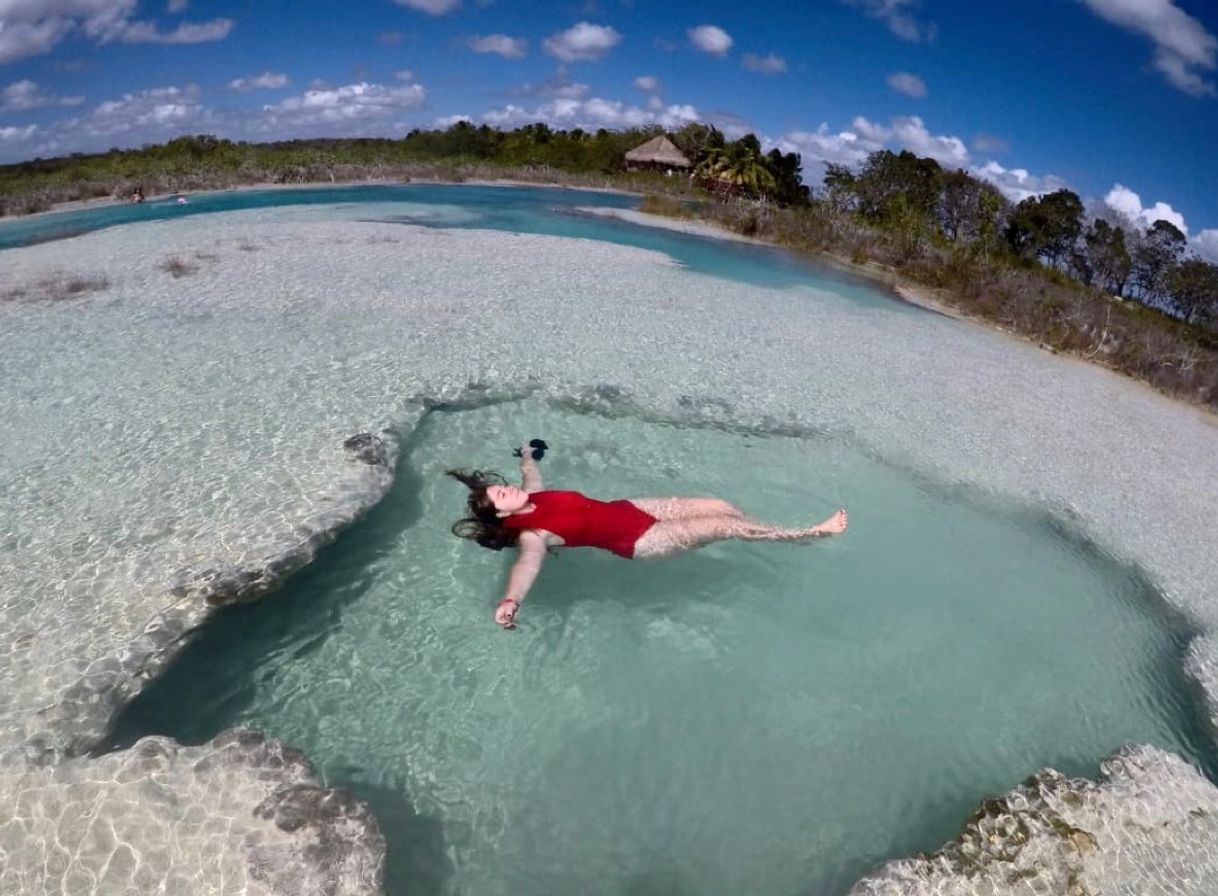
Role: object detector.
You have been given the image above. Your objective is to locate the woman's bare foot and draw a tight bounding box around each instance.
[812,508,848,537]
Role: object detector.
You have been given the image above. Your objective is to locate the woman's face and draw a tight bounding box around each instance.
[486,484,530,516]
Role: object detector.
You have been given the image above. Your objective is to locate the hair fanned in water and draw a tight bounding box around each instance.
[447,469,520,551]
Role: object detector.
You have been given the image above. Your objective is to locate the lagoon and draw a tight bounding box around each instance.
[3,186,1218,895]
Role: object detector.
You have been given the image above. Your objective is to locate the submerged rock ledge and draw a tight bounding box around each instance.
[11,430,399,768]
[852,745,1218,896]
[2,204,1218,893]
[0,728,385,895]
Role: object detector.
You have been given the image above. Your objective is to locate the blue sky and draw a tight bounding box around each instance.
[1,0,1215,259]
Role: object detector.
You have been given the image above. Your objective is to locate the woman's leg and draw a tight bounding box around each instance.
[632,509,847,559]
[628,496,749,521]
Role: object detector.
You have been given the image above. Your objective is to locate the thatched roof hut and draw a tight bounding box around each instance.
[624,135,692,170]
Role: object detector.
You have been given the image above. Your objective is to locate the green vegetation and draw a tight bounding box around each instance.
[3,122,1217,410]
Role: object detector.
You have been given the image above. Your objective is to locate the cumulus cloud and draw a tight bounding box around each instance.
[262,81,427,128]
[167,0,189,12]
[973,161,1071,203]
[852,115,968,165]
[71,84,211,137]
[0,124,38,143]
[476,95,699,131]
[228,72,288,92]
[1194,230,1218,263]
[1,79,84,111]
[1081,0,1217,96]
[633,75,659,91]
[0,0,231,62]
[844,0,936,43]
[395,70,415,82]
[741,53,787,74]
[435,114,472,128]
[886,71,926,97]
[468,34,527,58]
[688,24,732,55]
[393,0,461,14]
[776,124,880,168]
[1104,183,1188,232]
[543,22,621,62]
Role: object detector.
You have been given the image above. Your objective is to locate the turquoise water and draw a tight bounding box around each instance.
[0,184,902,300]
[15,185,1213,893]
[110,397,1216,896]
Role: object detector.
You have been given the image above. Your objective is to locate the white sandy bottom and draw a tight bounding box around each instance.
[2,204,1218,894]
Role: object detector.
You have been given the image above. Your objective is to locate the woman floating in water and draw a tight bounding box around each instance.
[448,442,848,628]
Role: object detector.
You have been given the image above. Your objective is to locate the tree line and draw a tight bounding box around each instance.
[818,150,1218,330]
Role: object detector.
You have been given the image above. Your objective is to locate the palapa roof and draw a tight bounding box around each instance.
[624,135,692,168]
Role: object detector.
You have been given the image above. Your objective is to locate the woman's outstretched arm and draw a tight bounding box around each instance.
[518,443,543,493]
[495,530,547,627]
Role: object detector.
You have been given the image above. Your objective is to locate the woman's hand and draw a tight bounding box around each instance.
[495,597,520,629]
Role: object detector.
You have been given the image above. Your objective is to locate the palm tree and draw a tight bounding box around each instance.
[696,135,769,200]
[695,135,775,200]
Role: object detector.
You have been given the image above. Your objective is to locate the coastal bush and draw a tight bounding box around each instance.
[159,255,200,278]
[1,273,109,303]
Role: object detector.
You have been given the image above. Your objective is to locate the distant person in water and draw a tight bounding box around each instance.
[448,442,848,629]
[130,187,144,203]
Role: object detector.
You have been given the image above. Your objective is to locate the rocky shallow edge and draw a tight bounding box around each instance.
[1,727,385,895]
[851,744,1218,896]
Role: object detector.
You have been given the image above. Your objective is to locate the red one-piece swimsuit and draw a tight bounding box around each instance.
[500,490,658,558]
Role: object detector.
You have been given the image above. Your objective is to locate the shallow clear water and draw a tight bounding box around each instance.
[0,184,899,298]
[111,397,1216,896]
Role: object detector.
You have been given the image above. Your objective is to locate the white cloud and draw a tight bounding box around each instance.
[741,53,787,74]
[119,18,233,44]
[1081,0,1217,96]
[228,72,288,92]
[688,24,732,56]
[852,115,968,165]
[468,34,527,58]
[1194,230,1218,263]
[776,124,879,167]
[167,0,188,11]
[262,81,427,128]
[477,95,698,131]
[393,0,461,14]
[435,114,472,128]
[395,70,414,82]
[974,161,1071,203]
[1104,183,1187,232]
[887,71,926,97]
[0,0,132,63]
[0,124,38,143]
[0,1,231,62]
[633,75,659,91]
[542,22,621,62]
[70,84,211,137]
[1,79,84,111]
[844,0,936,43]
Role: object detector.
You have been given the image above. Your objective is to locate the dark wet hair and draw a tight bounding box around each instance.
[447,469,521,551]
